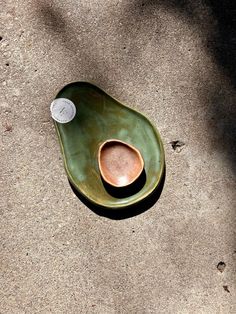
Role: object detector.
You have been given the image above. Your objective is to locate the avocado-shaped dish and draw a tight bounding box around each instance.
[51,82,165,209]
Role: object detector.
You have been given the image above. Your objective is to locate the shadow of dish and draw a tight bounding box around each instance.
[69,166,165,220]
[102,169,147,198]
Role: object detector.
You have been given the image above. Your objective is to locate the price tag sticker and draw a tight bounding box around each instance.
[50,98,76,123]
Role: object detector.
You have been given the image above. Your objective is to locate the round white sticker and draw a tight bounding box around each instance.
[50,98,76,123]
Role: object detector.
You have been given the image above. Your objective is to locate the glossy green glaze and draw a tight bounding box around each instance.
[53,82,165,208]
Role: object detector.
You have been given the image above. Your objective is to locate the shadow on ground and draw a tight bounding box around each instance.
[206,0,236,87]
[36,1,111,88]
[69,167,165,220]
[205,0,236,175]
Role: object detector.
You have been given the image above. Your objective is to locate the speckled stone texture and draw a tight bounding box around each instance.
[1,0,236,313]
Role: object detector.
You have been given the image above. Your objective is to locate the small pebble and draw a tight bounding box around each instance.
[217,261,226,273]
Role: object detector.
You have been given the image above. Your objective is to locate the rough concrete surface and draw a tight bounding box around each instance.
[1,0,236,313]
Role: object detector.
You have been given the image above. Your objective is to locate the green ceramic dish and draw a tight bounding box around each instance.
[52,82,165,209]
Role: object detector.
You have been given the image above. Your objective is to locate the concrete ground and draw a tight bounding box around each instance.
[1,0,236,313]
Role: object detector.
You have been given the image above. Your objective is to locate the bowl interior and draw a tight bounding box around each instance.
[99,140,144,187]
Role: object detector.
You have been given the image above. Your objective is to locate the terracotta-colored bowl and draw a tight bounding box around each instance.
[98,139,144,188]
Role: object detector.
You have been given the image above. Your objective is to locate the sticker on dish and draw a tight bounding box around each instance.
[50,98,76,123]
